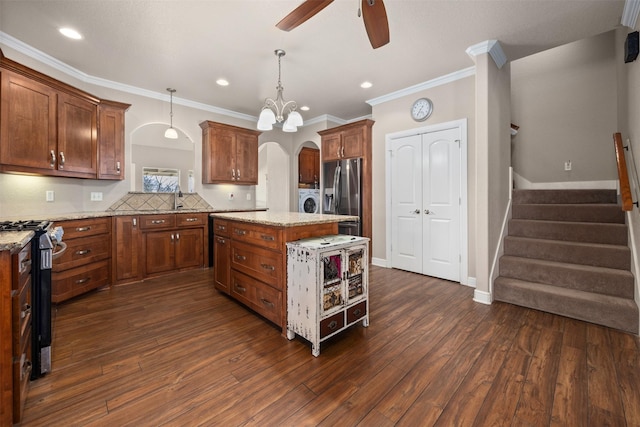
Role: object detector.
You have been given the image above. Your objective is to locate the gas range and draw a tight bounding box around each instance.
[0,220,52,232]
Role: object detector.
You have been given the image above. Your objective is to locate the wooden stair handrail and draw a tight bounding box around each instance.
[613,132,633,211]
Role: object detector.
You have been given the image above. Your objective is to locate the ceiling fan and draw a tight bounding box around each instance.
[276,0,390,49]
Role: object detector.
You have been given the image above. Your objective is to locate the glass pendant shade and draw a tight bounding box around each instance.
[164,127,178,139]
[257,108,276,131]
[282,118,297,132]
[287,110,303,127]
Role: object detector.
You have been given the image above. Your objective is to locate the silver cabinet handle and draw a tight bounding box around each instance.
[341,146,345,158]
[170,234,174,242]
[184,218,198,222]
[50,150,56,168]
[176,233,180,241]
[151,220,165,224]
[260,298,274,308]
[260,234,275,241]
[75,277,90,284]
[132,218,137,227]
[21,303,31,319]
[75,249,91,255]
[231,169,236,180]
[116,161,121,174]
[234,283,246,293]
[59,151,65,169]
[76,226,92,232]
[235,254,246,261]
[237,169,241,179]
[234,229,247,236]
[260,263,275,271]
[216,237,226,244]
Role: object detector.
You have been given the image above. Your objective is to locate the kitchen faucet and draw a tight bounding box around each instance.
[174,185,183,210]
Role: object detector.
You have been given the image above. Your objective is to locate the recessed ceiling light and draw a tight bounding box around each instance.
[59,27,83,40]
[360,81,373,89]
[216,79,229,86]
[300,106,310,111]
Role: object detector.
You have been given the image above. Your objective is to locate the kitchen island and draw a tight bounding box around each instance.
[210,211,357,331]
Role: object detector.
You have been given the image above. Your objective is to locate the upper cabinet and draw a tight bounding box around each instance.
[200,120,261,185]
[298,147,319,185]
[318,119,374,162]
[98,100,131,180]
[0,49,129,179]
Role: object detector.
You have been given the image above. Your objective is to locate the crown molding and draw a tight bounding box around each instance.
[466,40,508,69]
[366,66,475,106]
[622,0,640,28]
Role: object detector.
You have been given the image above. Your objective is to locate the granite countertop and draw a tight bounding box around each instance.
[0,231,34,252]
[210,211,358,227]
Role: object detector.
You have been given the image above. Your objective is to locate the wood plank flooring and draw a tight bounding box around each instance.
[21,266,640,426]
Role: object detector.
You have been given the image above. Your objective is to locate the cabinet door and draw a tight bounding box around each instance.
[235,132,258,184]
[0,70,57,172]
[205,127,236,183]
[57,92,98,176]
[321,133,342,162]
[175,228,203,270]
[298,147,318,184]
[98,103,126,180]
[341,127,364,159]
[213,235,230,294]
[145,231,174,275]
[114,216,141,283]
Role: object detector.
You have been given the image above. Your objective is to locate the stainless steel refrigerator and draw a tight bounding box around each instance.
[322,158,362,236]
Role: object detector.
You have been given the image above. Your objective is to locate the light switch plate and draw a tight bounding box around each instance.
[46,191,54,202]
[90,192,103,201]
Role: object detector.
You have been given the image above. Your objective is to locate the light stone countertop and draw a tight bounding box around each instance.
[0,231,34,252]
[210,211,358,227]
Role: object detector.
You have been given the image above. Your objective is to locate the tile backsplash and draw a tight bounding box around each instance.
[107,192,212,212]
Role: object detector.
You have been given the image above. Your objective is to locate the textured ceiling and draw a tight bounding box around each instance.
[0,0,629,122]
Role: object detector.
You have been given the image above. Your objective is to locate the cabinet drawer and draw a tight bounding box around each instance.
[320,312,344,338]
[13,242,32,291]
[139,214,176,230]
[53,234,110,271]
[52,259,110,303]
[346,301,367,324]
[60,217,110,239]
[231,241,283,289]
[252,279,282,326]
[213,218,230,237]
[230,270,257,308]
[13,328,31,424]
[229,221,282,250]
[176,213,206,228]
[12,275,31,355]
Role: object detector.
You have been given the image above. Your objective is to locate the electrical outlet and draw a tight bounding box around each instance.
[228,193,234,201]
[46,190,54,202]
[246,193,252,201]
[564,161,572,171]
[90,192,103,201]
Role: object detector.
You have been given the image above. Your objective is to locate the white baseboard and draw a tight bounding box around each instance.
[371,257,386,267]
[473,289,492,305]
[461,276,476,288]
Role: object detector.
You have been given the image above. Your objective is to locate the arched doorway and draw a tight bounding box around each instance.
[257,142,290,211]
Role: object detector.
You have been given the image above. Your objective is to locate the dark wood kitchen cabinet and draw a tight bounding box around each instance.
[113,216,142,285]
[140,213,206,278]
[0,49,129,180]
[0,239,32,425]
[52,217,112,303]
[98,100,131,180]
[200,120,261,185]
[298,147,319,184]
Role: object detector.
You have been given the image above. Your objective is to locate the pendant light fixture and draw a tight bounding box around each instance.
[165,88,178,139]
[257,49,303,132]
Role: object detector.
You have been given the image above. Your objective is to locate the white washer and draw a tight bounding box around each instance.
[299,189,320,213]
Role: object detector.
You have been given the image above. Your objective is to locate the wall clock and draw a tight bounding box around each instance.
[411,98,433,122]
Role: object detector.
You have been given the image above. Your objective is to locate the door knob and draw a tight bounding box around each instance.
[412,209,420,214]
[425,209,435,215]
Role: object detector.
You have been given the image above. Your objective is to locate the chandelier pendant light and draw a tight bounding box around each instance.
[165,88,178,139]
[257,49,303,132]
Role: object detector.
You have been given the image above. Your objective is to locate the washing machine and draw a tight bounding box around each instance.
[299,189,320,213]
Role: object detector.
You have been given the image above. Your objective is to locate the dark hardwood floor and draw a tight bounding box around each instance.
[21,266,640,426]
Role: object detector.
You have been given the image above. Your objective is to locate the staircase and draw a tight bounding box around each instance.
[494,189,639,334]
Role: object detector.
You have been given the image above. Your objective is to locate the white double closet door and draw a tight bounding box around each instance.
[390,127,461,282]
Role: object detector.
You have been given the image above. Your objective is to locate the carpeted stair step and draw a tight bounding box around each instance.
[512,189,618,205]
[508,219,628,245]
[494,277,639,334]
[512,203,626,223]
[504,236,631,270]
[499,255,634,299]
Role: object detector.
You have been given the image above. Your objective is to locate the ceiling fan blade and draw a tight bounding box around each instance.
[361,0,390,49]
[276,0,334,32]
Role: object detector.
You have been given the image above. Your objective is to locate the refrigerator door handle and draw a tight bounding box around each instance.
[333,163,341,214]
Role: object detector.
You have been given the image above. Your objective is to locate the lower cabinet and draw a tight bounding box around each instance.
[213,235,230,293]
[286,235,369,356]
[52,217,111,303]
[139,213,206,278]
[113,216,142,285]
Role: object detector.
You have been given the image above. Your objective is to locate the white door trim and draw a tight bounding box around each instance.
[385,118,469,286]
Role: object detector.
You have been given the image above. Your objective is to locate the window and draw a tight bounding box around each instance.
[142,167,180,193]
